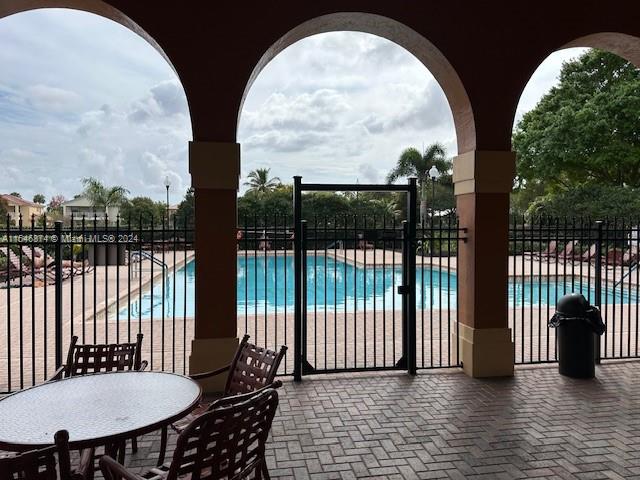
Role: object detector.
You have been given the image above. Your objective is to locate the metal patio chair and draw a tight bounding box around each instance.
[156,334,286,465]
[99,387,280,480]
[49,334,148,456]
[0,430,94,480]
[50,334,148,380]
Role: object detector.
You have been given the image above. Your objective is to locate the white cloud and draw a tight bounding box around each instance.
[0,10,591,202]
[26,84,81,112]
[358,163,379,183]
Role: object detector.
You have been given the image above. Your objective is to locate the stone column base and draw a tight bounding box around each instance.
[189,337,239,393]
[452,324,514,377]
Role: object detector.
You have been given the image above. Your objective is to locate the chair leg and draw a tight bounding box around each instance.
[131,436,138,454]
[117,440,126,465]
[157,426,168,466]
[261,461,270,480]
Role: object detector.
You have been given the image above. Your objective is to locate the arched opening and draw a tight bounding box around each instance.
[239,13,475,154]
[0,5,194,390]
[236,19,470,373]
[509,33,640,364]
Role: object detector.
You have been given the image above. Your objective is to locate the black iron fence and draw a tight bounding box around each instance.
[0,215,195,393]
[236,213,465,376]
[5,212,639,392]
[509,217,640,364]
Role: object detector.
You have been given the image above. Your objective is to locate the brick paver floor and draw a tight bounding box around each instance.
[117,362,640,479]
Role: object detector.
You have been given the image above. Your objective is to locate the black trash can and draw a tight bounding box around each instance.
[549,293,605,378]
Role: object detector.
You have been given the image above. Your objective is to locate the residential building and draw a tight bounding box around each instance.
[1,194,45,227]
[61,196,120,221]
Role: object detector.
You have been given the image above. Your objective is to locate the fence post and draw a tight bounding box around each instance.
[54,220,63,369]
[594,220,603,364]
[407,178,417,375]
[293,176,302,382]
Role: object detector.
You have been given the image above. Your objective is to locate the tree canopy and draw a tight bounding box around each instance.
[0,197,8,221]
[525,184,640,219]
[244,168,281,195]
[120,197,167,225]
[174,188,194,226]
[32,194,45,204]
[81,177,129,211]
[513,49,640,199]
[386,143,452,222]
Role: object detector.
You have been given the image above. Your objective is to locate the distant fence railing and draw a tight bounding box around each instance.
[509,217,640,364]
[0,215,195,393]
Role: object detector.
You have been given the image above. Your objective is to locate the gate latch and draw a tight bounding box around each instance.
[397,285,410,295]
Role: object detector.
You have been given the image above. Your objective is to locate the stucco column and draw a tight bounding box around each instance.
[188,141,240,391]
[452,150,515,377]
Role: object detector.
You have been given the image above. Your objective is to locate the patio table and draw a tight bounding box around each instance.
[0,371,202,453]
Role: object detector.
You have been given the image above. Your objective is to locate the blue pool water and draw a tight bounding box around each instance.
[118,256,637,319]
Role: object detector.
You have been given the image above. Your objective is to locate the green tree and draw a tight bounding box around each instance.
[386,143,450,222]
[513,49,640,198]
[0,196,8,222]
[244,168,281,195]
[174,188,194,226]
[525,185,640,219]
[9,192,21,198]
[120,197,166,226]
[81,177,129,214]
[33,194,45,204]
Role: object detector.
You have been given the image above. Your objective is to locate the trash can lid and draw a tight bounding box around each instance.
[556,293,589,317]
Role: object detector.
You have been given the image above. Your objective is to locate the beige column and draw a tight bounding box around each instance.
[452,150,516,377]
[188,141,240,392]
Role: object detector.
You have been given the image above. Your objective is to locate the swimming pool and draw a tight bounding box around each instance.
[117,255,636,319]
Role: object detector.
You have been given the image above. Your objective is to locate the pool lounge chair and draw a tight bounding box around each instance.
[0,247,58,286]
[21,245,89,272]
[557,240,579,263]
[532,240,558,259]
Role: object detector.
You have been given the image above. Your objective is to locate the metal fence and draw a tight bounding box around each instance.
[0,215,195,393]
[237,214,464,376]
[6,211,638,392]
[509,217,640,364]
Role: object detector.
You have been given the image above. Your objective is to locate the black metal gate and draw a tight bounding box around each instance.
[292,177,418,380]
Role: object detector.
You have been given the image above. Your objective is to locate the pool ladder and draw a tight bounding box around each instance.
[130,250,169,279]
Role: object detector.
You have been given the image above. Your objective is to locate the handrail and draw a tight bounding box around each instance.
[614,261,638,288]
[129,250,168,276]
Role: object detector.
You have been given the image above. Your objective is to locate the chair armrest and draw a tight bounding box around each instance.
[138,360,149,371]
[99,455,142,480]
[270,379,283,389]
[73,448,95,480]
[189,364,230,381]
[48,366,65,381]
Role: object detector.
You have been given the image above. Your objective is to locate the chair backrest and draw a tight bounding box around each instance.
[224,335,287,396]
[63,334,143,377]
[167,388,279,480]
[0,430,72,480]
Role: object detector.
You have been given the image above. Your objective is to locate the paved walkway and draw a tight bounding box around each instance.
[118,362,640,479]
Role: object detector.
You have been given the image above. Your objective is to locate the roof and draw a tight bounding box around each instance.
[0,194,42,208]
[61,196,92,207]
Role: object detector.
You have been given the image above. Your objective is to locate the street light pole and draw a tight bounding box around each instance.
[164,176,171,219]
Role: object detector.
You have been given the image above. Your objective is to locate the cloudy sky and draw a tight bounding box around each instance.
[0,9,586,203]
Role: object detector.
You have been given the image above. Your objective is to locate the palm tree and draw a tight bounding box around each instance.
[81,177,129,217]
[386,143,449,223]
[244,168,281,195]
